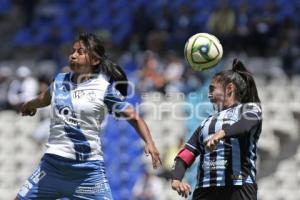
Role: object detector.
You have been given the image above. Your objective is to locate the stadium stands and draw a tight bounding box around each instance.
[0,0,300,199]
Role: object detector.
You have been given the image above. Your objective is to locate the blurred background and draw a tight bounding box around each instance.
[0,0,300,199]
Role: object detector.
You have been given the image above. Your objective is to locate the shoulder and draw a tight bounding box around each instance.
[53,72,71,82]
[241,102,262,119]
[97,73,110,85]
[242,103,262,113]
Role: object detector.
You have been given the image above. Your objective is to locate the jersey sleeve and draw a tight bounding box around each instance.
[224,103,262,138]
[48,74,62,96]
[185,126,203,157]
[241,103,262,120]
[104,84,130,114]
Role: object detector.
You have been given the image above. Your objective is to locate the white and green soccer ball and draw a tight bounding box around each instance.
[184,33,223,71]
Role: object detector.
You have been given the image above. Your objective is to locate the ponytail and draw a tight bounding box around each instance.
[232,59,260,103]
[77,32,128,97]
[100,59,128,97]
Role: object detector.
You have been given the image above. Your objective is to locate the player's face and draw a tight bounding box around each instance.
[69,41,94,75]
[208,77,225,109]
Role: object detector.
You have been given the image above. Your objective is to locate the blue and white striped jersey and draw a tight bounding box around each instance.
[46,73,129,161]
[186,103,262,188]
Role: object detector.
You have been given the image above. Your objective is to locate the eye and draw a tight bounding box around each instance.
[209,85,214,93]
[78,48,87,55]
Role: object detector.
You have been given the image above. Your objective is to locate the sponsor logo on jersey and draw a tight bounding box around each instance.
[202,160,228,170]
[18,180,33,197]
[73,90,97,102]
[86,91,97,102]
[73,90,85,99]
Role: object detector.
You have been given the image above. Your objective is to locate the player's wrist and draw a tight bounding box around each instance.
[216,130,225,140]
[145,140,155,145]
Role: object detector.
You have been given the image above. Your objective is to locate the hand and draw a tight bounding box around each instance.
[171,179,192,198]
[205,130,225,152]
[20,102,37,116]
[144,141,162,169]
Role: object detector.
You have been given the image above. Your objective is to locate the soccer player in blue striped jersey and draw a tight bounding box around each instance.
[15,33,161,200]
[171,59,262,200]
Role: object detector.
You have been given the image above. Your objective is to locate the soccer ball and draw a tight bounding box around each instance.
[184,33,223,71]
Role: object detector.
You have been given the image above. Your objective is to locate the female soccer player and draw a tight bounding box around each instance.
[171,59,262,200]
[15,33,161,200]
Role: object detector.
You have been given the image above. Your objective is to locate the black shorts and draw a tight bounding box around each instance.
[192,184,257,200]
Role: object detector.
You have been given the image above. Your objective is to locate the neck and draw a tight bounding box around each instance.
[226,101,239,108]
[216,99,239,111]
[72,73,92,84]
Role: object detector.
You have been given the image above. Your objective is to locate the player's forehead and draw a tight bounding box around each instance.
[210,76,223,88]
[72,41,87,50]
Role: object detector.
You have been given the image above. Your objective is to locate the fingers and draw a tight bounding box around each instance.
[21,109,36,116]
[172,181,192,198]
[205,137,219,152]
[20,103,36,117]
[178,184,189,198]
[158,153,163,166]
[144,146,157,169]
[149,150,161,169]
[145,144,162,169]
[29,109,37,116]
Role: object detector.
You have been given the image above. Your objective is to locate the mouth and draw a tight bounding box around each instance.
[69,60,77,67]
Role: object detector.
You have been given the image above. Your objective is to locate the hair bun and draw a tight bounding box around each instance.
[232,58,247,73]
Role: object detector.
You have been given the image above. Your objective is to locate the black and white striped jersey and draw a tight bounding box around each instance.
[186,103,262,188]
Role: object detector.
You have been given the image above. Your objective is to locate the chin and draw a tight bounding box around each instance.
[69,65,80,73]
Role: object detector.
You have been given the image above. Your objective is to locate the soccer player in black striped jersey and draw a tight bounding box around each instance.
[171,59,262,200]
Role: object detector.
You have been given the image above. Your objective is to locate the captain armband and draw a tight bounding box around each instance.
[176,148,196,167]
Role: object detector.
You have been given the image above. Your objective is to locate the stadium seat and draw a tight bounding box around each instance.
[259,122,280,157]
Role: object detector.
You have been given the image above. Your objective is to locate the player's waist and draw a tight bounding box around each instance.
[45,144,104,161]
[42,153,105,171]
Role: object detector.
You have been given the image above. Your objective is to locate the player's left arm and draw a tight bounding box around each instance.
[104,84,161,168]
[120,106,162,169]
[206,103,262,151]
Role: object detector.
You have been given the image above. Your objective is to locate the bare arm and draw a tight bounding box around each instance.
[20,89,51,116]
[120,106,162,168]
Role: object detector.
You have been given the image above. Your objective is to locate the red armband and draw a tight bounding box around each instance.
[176,148,195,167]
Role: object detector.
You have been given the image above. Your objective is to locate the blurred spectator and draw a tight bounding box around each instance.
[208,0,235,53]
[163,51,185,93]
[7,65,38,110]
[153,5,174,33]
[132,169,164,200]
[139,51,166,93]
[172,5,193,51]
[234,2,251,53]
[13,0,38,26]
[248,0,279,56]
[132,5,154,50]
[279,38,300,78]
[278,18,300,77]
[145,31,168,55]
[0,66,12,110]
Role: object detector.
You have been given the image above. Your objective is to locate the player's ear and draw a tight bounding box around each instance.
[91,58,101,66]
[226,82,235,97]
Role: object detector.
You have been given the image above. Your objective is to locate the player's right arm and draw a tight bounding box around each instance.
[20,89,51,116]
[171,127,202,198]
